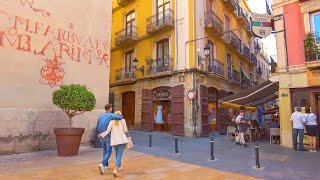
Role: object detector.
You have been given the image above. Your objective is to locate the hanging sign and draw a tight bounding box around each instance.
[153,89,171,100]
[187,90,195,100]
[251,13,272,38]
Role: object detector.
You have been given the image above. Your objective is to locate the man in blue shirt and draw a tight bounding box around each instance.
[96,103,123,174]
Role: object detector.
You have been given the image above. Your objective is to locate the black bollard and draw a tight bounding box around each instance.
[210,137,214,160]
[255,143,261,169]
[149,131,152,148]
[175,136,179,154]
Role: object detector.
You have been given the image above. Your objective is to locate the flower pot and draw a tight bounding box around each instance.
[54,128,85,156]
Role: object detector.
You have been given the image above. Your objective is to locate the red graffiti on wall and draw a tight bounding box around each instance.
[39,56,65,87]
[20,0,51,18]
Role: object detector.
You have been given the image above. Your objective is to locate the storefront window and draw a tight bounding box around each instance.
[291,91,311,113]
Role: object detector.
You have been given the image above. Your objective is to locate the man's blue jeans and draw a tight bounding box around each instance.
[114,144,125,167]
[100,138,112,166]
[292,128,304,151]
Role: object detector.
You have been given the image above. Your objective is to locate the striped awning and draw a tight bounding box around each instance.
[219,80,279,107]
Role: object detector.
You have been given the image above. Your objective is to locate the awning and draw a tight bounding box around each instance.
[219,80,279,107]
[241,67,251,79]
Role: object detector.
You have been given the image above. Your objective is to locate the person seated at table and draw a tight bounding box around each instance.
[252,120,259,129]
[271,119,280,128]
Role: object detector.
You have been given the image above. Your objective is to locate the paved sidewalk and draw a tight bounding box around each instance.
[130,131,320,180]
[0,147,258,180]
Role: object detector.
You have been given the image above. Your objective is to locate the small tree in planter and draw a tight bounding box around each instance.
[52,84,96,156]
[304,33,320,62]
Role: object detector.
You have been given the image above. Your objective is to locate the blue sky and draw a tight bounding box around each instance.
[248,0,277,61]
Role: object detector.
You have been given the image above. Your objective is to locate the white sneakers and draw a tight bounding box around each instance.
[113,169,118,177]
[98,164,104,175]
[104,166,111,170]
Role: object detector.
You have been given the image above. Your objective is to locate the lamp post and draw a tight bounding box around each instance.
[132,57,144,76]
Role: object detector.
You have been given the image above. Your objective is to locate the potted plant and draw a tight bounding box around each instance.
[304,33,320,62]
[52,84,96,156]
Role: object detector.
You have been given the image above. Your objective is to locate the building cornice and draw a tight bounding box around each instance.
[272,0,298,9]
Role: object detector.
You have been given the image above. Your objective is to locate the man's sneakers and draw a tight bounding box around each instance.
[98,164,104,175]
[104,166,111,170]
[113,169,118,177]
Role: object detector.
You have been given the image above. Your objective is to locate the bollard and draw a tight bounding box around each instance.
[175,136,179,154]
[255,143,261,169]
[149,131,152,148]
[210,137,214,160]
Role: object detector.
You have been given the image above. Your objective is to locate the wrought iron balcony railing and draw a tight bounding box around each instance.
[208,58,225,77]
[236,5,248,26]
[205,11,224,37]
[251,53,257,65]
[115,68,135,81]
[241,75,251,87]
[115,26,138,47]
[225,31,240,50]
[241,44,251,59]
[223,0,237,12]
[147,56,173,75]
[146,8,175,35]
[232,69,241,83]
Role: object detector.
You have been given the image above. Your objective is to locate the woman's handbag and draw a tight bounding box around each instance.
[125,132,133,149]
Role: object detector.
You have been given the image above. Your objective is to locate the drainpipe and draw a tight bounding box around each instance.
[175,0,178,71]
[192,0,197,137]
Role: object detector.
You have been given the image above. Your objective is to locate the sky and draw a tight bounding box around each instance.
[248,0,277,62]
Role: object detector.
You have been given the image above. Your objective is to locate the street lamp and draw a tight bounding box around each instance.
[132,57,144,76]
[204,44,211,57]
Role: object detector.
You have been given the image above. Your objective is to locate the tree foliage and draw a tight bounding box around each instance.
[52,84,96,128]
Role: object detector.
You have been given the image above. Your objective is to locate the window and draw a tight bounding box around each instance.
[227,53,232,79]
[125,50,134,73]
[157,0,170,21]
[126,11,136,36]
[225,15,230,32]
[206,0,215,12]
[310,11,320,40]
[157,38,170,66]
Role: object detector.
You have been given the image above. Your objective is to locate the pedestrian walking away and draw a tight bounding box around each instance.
[96,104,123,175]
[98,111,129,177]
[290,106,307,151]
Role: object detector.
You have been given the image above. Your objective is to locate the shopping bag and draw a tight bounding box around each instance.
[125,136,134,149]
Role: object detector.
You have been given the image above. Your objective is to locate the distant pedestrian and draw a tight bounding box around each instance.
[96,104,123,175]
[236,109,248,147]
[290,106,307,151]
[304,107,318,152]
[98,111,129,177]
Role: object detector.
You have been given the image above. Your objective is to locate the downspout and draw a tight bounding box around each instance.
[175,0,178,71]
[192,0,197,137]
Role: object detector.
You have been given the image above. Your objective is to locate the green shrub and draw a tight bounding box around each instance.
[52,84,96,129]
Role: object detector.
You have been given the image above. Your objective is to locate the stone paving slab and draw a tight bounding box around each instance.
[0,147,259,180]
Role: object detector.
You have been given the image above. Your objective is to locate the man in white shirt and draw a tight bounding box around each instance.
[290,106,307,151]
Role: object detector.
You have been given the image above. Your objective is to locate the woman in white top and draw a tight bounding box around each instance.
[305,107,318,152]
[98,111,128,176]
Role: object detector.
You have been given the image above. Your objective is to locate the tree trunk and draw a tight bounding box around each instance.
[68,116,72,129]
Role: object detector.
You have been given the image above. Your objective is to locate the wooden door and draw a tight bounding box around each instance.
[141,89,152,131]
[171,85,184,136]
[109,92,114,112]
[122,92,135,129]
[201,85,210,136]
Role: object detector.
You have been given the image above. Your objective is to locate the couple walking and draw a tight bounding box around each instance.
[96,103,131,177]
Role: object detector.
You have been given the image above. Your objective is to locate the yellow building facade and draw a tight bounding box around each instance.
[110,0,258,137]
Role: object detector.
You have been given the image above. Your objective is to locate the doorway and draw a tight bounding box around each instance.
[122,91,135,129]
[153,100,171,132]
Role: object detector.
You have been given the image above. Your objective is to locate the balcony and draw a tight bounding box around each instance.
[231,69,240,83]
[225,31,240,50]
[117,0,133,6]
[241,75,251,88]
[305,38,320,69]
[236,6,248,26]
[208,58,224,77]
[240,44,251,61]
[146,9,175,35]
[223,0,237,12]
[251,53,257,65]
[115,26,138,47]
[115,68,135,81]
[205,11,224,37]
[147,56,173,76]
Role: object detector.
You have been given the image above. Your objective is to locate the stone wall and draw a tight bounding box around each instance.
[0,0,112,155]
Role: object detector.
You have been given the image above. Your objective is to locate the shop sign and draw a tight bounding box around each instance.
[153,89,171,100]
[208,93,217,102]
[251,13,272,38]
[307,69,320,86]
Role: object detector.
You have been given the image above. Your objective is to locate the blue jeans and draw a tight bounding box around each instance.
[114,144,125,167]
[100,138,112,166]
[292,128,304,150]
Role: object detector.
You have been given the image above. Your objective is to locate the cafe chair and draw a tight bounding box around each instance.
[269,128,280,144]
[226,126,236,142]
